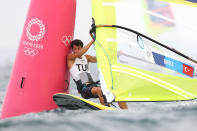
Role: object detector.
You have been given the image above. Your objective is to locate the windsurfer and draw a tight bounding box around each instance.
[67,37,128,109]
[67,38,105,105]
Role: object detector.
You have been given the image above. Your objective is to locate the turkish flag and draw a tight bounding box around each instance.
[182,64,194,77]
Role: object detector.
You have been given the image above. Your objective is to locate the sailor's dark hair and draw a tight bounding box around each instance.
[70,39,84,49]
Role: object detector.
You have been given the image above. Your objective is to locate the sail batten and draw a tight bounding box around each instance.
[159,0,197,7]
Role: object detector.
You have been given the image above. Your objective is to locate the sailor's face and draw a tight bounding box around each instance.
[72,45,82,54]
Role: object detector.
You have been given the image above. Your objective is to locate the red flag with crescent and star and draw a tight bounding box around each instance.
[182,64,194,77]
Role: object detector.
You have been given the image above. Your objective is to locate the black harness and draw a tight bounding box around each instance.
[74,79,100,93]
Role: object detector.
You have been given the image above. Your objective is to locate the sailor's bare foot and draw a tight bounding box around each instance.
[118,102,128,109]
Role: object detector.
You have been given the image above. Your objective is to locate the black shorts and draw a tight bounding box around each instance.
[81,83,100,99]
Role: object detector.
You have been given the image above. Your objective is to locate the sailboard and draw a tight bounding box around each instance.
[91,0,197,103]
[53,93,114,110]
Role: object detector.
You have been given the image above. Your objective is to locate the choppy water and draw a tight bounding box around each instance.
[1,64,197,131]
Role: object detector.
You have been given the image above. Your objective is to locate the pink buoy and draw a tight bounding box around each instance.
[1,0,76,119]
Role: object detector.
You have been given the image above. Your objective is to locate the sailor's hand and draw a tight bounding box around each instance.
[89,31,93,38]
[89,30,95,41]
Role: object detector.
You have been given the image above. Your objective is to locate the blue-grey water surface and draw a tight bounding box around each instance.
[0,63,197,131]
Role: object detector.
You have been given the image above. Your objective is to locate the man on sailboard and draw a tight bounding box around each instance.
[67,38,106,105]
[67,36,128,109]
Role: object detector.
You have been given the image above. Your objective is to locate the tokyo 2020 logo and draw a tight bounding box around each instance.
[26,18,46,41]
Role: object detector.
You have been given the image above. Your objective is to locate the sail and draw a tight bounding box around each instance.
[143,0,175,38]
[91,0,197,102]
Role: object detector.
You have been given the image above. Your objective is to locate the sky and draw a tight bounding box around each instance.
[0,0,93,65]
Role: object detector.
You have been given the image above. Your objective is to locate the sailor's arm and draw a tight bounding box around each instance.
[85,55,97,63]
[67,39,95,60]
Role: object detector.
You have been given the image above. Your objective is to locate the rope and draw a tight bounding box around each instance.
[93,35,114,90]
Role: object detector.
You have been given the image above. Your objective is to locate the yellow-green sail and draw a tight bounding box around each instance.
[91,0,197,102]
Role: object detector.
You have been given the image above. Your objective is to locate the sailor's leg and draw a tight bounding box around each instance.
[91,87,105,105]
[118,102,128,109]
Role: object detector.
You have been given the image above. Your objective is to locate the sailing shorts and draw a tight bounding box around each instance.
[81,83,100,99]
